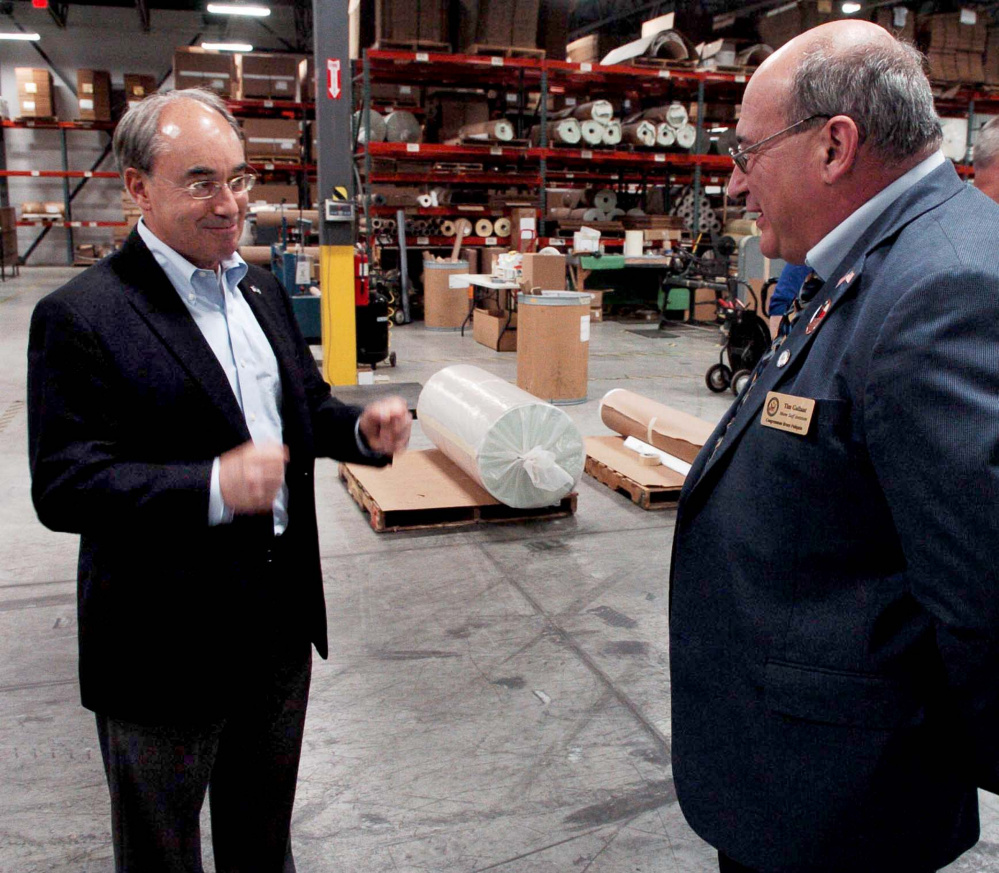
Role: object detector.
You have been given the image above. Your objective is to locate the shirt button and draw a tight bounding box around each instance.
[249,413,257,423]
[188,293,196,303]
[240,360,246,368]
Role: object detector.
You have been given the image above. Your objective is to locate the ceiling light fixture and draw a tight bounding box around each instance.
[206,3,271,16]
[842,2,862,13]
[201,42,254,52]
[0,32,42,40]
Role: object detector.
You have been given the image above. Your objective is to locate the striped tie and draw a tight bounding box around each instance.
[707,271,823,460]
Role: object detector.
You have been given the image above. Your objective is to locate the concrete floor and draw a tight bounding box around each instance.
[1,268,997,872]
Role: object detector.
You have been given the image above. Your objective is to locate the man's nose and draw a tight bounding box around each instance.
[727,168,747,201]
[212,185,240,214]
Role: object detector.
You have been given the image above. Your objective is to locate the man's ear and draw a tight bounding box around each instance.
[820,115,861,185]
[124,168,153,213]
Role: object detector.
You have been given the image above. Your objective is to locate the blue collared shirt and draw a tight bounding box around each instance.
[806,150,947,281]
[137,219,289,534]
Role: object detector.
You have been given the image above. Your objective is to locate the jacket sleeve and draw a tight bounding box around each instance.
[27,293,214,535]
[865,265,999,793]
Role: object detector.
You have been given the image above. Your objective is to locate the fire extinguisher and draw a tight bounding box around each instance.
[354,246,369,307]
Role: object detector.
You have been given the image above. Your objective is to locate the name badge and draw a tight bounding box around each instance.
[761,391,815,436]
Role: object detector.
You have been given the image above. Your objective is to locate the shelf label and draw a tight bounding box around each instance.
[610,174,619,180]
[69,221,81,227]
[565,173,574,179]
[581,149,593,159]
[580,63,592,72]
[87,222,98,227]
[491,56,504,67]
[406,143,420,152]
[31,170,40,177]
[416,52,429,62]
[710,176,720,183]
[735,74,747,84]
[485,236,497,245]
[547,238,564,246]
[84,171,93,178]
[658,69,671,79]
[506,93,518,103]
[960,8,976,25]
[264,100,274,108]
[655,153,666,162]
[417,236,430,245]
[264,163,275,170]
[565,97,577,106]
[490,146,503,155]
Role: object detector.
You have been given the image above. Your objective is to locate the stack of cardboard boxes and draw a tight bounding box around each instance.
[174,47,237,97]
[239,54,305,100]
[124,74,157,108]
[76,70,112,122]
[0,207,17,267]
[242,119,302,162]
[922,12,988,83]
[374,0,448,48]
[15,68,55,119]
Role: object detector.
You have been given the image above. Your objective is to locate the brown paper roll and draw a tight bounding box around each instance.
[255,209,320,229]
[598,389,715,464]
[239,245,272,266]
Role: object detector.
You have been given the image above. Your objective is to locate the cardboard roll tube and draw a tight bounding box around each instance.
[404,219,415,233]
[579,119,605,145]
[602,120,622,146]
[370,192,387,206]
[371,217,384,231]
[590,188,618,211]
[493,216,512,237]
[665,102,689,128]
[239,245,272,266]
[440,220,456,237]
[384,110,422,144]
[383,219,397,233]
[353,109,387,143]
[413,220,429,235]
[255,209,319,228]
[675,124,697,149]
[583,207,602,222]
[547,207,575,220]
[531,119,581,146]
[657,123,676,147]
[459,119,515,142]
[571,99,614,122]
[599,388,715,464]
[453,218,473,236]
[475,218,495,238]
[416,194,434,208]
[622,121,657,148]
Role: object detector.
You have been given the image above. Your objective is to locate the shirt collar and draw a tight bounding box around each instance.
[805,150,946,281]
[137,218,247,295]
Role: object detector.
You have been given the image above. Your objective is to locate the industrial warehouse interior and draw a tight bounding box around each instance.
[3,0,999,871]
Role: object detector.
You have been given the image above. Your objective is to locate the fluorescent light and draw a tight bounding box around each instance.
[207,3,270,15]
[201,42,253,52]
[0,32,41,40]
[842,2,861,12]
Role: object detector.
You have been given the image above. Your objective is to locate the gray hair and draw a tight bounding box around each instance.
[112,88,242,179]
[974,115,999,172]
[785,38,942,165]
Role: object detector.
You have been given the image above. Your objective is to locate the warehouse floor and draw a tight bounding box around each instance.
[2,268,997,873]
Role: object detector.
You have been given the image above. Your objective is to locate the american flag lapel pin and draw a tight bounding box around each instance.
[836,270,855,288]
[249,284,262,294]
[805,299,833,335]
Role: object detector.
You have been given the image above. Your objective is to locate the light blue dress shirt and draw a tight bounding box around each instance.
[806,151,946,281]
[137,219,289,534]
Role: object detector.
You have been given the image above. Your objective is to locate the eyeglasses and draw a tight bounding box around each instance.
[728,114,831,173]
[172,173,257,200]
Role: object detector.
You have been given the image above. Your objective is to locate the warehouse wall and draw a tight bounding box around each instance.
[1,5,299,264]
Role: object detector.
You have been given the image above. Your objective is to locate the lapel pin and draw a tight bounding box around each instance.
[249,284,262,295]
[777,349,791,368]
[836,270,855,288]
[805,298,833,335]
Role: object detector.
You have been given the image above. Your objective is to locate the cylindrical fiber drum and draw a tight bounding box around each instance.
[516,291,592,405]
[417,364,585,508]
[423,260,469,330]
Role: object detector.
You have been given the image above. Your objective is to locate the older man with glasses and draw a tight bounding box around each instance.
[27,88,411,872]
[669,19,999,873]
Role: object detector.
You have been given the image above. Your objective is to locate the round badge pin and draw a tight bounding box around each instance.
[777,350,791,368]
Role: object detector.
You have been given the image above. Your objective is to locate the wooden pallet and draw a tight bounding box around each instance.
[632,57,697,71]
[467,44,546,59]
[583,436,687,510]
[339,451,577,532]
[584,456,680,510]
[373,39,451,53]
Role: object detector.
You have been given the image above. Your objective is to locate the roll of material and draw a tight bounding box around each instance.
[657,123,676,147]
[417,194,434,209]
[354,109,387,144]
[385,110,422,144]
[579,119,605,146]
[583,208,602,222]
[675,124,697,150]
[493,217,512,237]
[623,230,644,257]
[459,119,515,143]
[602,120,622,146]
[571,99,614,122]
[371,217,384,231]
[648,29,690,61]
[475,218,495,238]
[417,365,585,509]
[440,220,456,238]
[665,102,689,128]
[590,188,618,212]
[239,245,272,266]
[531,119,581,146]
[255,209,320,228]
[622,121,657,148]
[599,389,715,464]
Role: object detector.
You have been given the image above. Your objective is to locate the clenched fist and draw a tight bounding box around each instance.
[358,396,412,456]
[219,441,289,514]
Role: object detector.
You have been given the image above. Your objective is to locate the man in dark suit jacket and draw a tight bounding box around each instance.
[27,89,411,872]
[670,21,999,873]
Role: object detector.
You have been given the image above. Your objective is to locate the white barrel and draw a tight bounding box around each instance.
[354,109,387,143]
[624,229,644,257]
[417,365,585,509]
[385,110,422,143]
[591,188,618,211]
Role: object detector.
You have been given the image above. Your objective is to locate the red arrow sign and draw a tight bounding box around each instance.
[327,59,342,100]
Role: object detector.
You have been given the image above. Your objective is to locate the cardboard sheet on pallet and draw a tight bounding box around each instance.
[585,436,686,490]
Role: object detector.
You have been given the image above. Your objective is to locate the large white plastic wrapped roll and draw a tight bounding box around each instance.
[417,365,585,509]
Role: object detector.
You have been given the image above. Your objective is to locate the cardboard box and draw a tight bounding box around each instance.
[375,0,447,45]
[588,289,604,322]
[77,70,112,122]
[511,206,537,253]
[473,307,517,351]
[240,53,302,99]
[426,90,489,143]
[16,68,54,118]
[520,253,566,291]
[242,119,301,161]
[248,183,301,206]
[694,301,717,321]
[124,74,157,107]
[21,201,66,218]
[174,47,236,97]
[370,82,422,106]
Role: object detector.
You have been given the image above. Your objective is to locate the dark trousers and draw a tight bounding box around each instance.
[96,640,312,873]
[719,852,938,872]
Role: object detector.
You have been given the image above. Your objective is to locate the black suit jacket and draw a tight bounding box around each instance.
[669,163,999,871]
[28,230,386,725]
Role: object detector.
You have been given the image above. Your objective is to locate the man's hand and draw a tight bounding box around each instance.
[219,441,289,514]
[358,397,412,456]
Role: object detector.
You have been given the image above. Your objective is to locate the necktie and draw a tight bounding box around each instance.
[707,271,824,461]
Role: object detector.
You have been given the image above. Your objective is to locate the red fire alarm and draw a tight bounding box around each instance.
[31,0,49,8]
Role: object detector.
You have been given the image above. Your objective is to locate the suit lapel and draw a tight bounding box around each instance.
[113,231,250,441]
